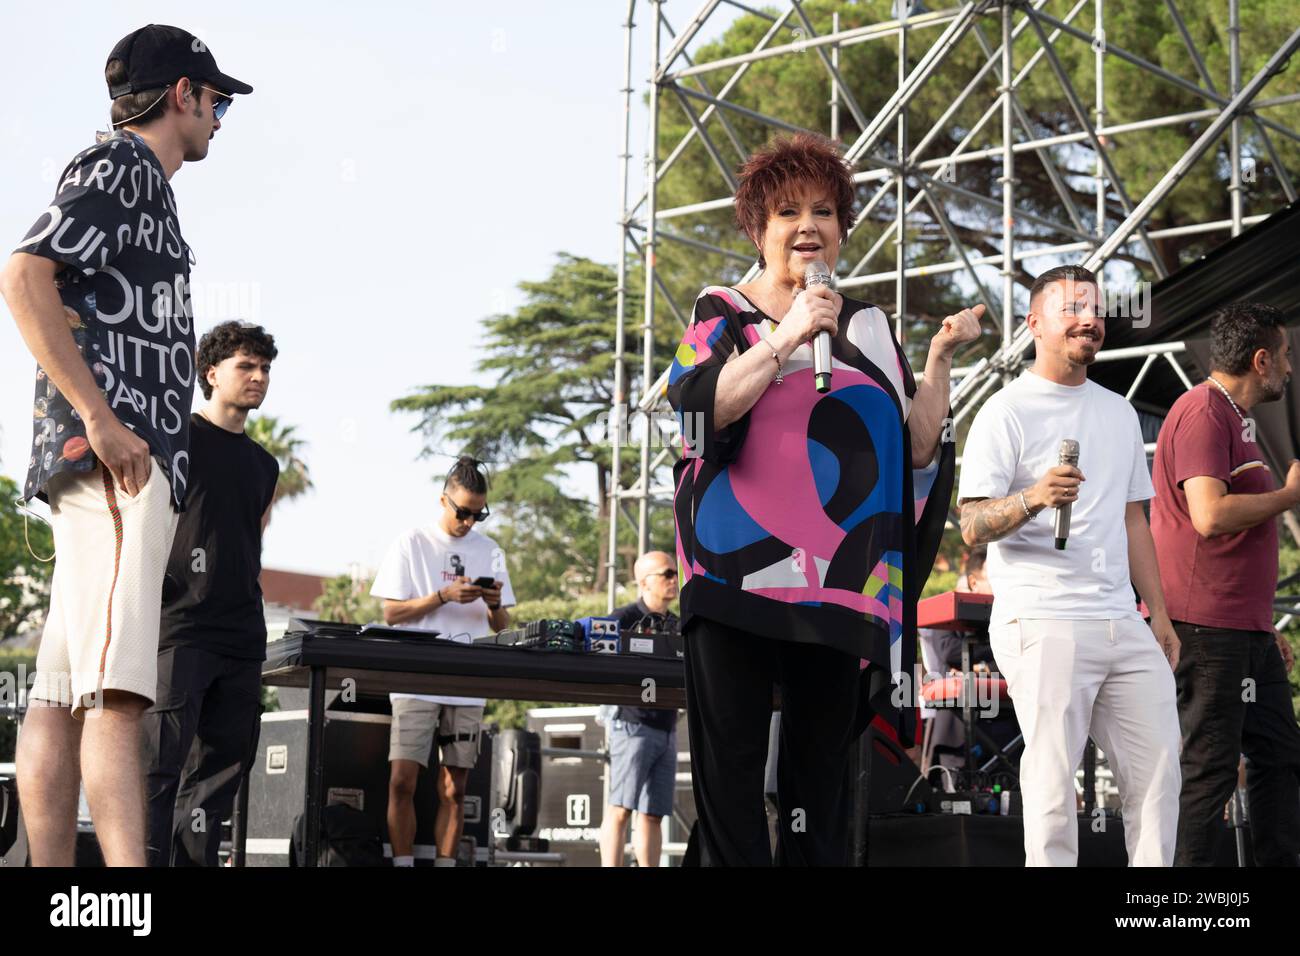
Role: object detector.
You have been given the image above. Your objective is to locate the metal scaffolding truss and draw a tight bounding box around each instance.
[606,0,1300,606]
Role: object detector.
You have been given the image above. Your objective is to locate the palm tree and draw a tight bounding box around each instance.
[246,416,313,506]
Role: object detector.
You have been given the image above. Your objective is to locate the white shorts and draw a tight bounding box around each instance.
[31,460,178,715]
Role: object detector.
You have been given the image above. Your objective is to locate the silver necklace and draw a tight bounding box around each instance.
[1207,376,1246,423]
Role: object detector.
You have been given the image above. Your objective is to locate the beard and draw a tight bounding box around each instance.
[1065,343,1099,366]
[1261,375,1288,403]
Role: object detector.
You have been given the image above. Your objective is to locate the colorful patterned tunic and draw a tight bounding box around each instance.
[667,286,953,732]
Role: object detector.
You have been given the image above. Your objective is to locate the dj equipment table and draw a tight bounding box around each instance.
[252,621,685,867]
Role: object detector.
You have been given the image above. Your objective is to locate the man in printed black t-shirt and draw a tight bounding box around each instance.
[144,322,279,866]
[599,551,681,867]
[2,25,251,867]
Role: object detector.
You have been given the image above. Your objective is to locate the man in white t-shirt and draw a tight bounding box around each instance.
[957,265,1181,866]
[370,456,514,867]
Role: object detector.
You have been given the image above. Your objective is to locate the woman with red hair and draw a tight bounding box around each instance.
[668,132,982,865]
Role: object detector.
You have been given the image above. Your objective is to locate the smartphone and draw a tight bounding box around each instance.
[472,576,496,589]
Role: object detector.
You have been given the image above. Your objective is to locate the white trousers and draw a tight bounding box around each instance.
[990,617,1181,866]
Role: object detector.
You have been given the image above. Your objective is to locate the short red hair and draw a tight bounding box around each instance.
[733,132,856,267]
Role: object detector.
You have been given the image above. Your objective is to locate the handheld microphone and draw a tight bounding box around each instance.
[1054,439,1080,550]
[804,260,834,393]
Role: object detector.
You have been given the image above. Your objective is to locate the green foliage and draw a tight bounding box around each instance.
[246,416,313,506]
[511,590,633,625]
[483,699,553,732]
[313,574,383,625]
[392,254,676,597]
[491,482,604,606]
[651,0,1298,370]
[385,5,1300,723]
[261,686,281,714]
[922,569,959,600]
[0,475,53,640]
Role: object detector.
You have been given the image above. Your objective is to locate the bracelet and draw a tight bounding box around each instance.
[435,588,445,607]
[1019,491,1032,517]
[770,348,784,385]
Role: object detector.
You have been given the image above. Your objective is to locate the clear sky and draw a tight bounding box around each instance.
[0,1,732,578]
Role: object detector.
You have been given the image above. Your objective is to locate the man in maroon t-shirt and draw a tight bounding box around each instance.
[1151,302,1300,866]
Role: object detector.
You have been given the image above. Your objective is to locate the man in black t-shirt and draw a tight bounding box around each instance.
[599,551,681,867]
[3,25,251,867]
[143,321,279,866]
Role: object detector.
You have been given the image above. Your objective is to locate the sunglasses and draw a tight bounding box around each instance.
[645,568,677,580]
[201,85,233,120]
[445,498,490,523]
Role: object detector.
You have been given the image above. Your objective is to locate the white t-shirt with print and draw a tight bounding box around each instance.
[957,370,1154,627]
[370,524,515,706]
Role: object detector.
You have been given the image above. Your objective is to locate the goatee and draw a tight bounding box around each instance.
[1067,348,1098,366]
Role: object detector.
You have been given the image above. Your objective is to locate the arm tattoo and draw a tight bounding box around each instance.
[959,495,1036,545]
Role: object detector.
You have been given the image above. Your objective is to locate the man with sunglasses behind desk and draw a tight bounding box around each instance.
[600,551,681,866]
[370,455,514,866]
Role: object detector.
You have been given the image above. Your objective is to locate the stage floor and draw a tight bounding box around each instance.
[867,812,1129,866]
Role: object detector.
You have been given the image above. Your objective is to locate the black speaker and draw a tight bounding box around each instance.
[0,774,106,867]
[0,776,18,859]
[861,722,934,813]
[0,776,26,867]
[246,701,493,865]
[490,729,540,839]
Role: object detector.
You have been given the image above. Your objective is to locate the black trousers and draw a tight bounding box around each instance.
[683,616,861,866]
[142,644,263,867]
[1173,622,1300,866]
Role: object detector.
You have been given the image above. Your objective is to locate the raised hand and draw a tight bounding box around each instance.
[932,303,985,358]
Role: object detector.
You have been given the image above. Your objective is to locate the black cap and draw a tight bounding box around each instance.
[106,24,253,99]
